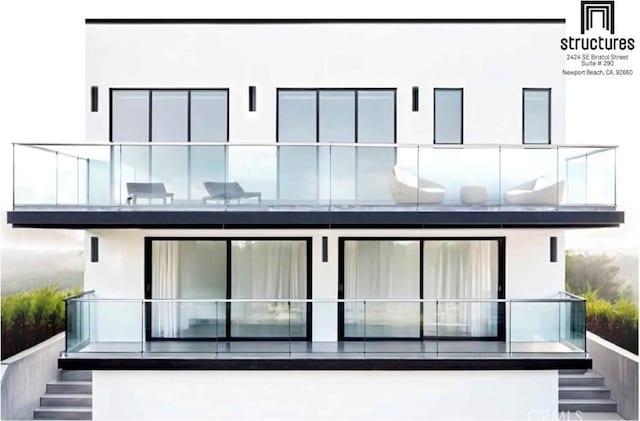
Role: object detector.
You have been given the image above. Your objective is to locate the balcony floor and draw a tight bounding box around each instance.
[60,340,590,371]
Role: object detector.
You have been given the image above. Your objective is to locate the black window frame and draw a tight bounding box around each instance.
[276,88,397,144]
[522,87,552,145]
[109,88,230,143]
[338,236,506,341]
[144,236,313,342]
[433,87,464,144]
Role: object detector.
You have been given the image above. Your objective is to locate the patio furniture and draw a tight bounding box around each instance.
[460,185,487,206]
[389,165,445,204]
[203,182,262,204]
[503,178,565,206]
[126,183,174,205]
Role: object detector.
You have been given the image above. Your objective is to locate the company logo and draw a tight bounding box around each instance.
[561,0,633,50]
[581,1,614,34]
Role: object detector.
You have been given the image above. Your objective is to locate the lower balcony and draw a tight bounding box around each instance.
[60,292,591,370]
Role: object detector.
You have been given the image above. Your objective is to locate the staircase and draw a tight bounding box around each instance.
[559,369,618,414]
[34,370,92,420]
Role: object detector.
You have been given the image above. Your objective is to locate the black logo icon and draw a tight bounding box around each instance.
[581,1,615,34]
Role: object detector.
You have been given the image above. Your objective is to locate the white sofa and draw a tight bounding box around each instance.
[389,165,445,204]
[503,177,565,206]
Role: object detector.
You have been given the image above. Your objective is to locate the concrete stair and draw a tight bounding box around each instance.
[559,369,618,414]
[34,370,92,420]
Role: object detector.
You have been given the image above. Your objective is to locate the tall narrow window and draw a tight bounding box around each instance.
[112,90,150,142]
[277,90,317,143]
[523,88,551,144]
[434,88,463,144]
[357,90,395,143]
[151,91,188,142]
[190,90,228,142]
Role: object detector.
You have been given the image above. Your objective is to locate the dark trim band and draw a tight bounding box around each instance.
[7,210,624,229]
[59,356,591,371]
[85,19,566,25]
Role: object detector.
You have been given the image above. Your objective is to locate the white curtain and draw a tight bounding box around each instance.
[231,240,307,337]
[423,241,498,337]
[344,241,421,337]
[151,241,180,338]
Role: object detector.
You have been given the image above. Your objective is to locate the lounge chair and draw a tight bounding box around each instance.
[389,165,445,204]
[126,183,174,205]
[202,182,262,204]
[503,177,565,206]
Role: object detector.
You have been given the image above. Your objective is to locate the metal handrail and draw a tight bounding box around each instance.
[63,289,95,301]
[67,291,584,304]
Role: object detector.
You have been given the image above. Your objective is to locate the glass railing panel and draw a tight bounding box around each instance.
[120,145,150,205]
[500,147,559,208]
[560,147,615,207]
[356,146,396,206]
[417,147,500,208]
[227,145,276,207]
[189,145,226,206]
[150,145,189,204]
[328,145,357,206]
[86,300,143,353]
[14,144,58,205]
[66,298,90,353]
[146,301,219,354]
[361,301,422,354]
[510,300,570,355]
[560,297,587,352]
[276,145,322,206]
[435,301,504,355]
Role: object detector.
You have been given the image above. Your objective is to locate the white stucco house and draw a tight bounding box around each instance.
[7,18,624,419]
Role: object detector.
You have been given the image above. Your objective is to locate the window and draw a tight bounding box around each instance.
[112,90,149,142]
[277,90,317,143]
[340,238,503,340]
[111,89,228,142]
[277,88,396,203]
[148,238,311,340]
[277,88,396,144]
[523,88,551,144]
[434,88,463,144]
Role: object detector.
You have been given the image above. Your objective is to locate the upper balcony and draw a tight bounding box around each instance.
[8,142,623,229]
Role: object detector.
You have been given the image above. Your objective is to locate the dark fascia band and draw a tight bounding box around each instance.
[85,18,566,25]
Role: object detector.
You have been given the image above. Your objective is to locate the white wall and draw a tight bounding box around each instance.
[86,23,565,144]
[93,370,558,420]
[84,228,565,342]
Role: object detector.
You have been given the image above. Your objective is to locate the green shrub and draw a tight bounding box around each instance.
[582,289,638,353]
[1,285,79,359]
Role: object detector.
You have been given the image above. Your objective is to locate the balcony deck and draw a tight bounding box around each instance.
[60,340,591,371]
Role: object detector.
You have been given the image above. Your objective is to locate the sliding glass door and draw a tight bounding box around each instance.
[148,238,310,340]
[340,238,503,340]
[343,240,421,338]
[231,240,308,338]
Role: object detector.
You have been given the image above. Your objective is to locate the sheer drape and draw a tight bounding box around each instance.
[151,241,179,338]
[423,241,498,337]
[231,240,307,337]
[344,241,420,337]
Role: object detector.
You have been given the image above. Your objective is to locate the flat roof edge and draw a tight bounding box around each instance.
[85,18,566,25]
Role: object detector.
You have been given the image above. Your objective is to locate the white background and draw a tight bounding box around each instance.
[0,0,637,254]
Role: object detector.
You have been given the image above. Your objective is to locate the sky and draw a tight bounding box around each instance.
[0,0,638,256]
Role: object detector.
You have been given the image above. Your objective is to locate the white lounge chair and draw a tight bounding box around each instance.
[503,177,565,206]
[389,165,445,204]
